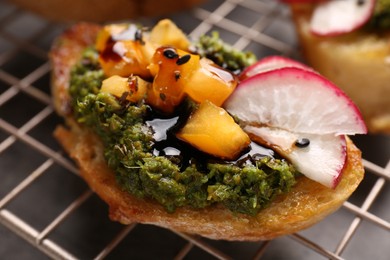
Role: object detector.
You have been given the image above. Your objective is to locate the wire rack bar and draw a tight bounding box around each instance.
[251,241,271,260]
[335,161,390,255]
[174,242,194,260]
[36,189,93,244]
[0,209,77,259]
[172,231,233,260]
[0,118,78,174]
[232,6,280,51]
[192,7,293,54]
[0,66,52,105]
[0,159,53,209]
[0,105,53,154]
[93,223,138,260]
[363,159,390,181]
[289,233,344,260]
[0,0,389,259]
[190,1,239,39]
[343,201,390,231]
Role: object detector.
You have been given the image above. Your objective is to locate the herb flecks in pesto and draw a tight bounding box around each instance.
[69,48,298,215]
[193,31,257,74]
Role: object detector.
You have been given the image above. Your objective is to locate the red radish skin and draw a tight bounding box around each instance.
[332,138,347,188]
[310,0,376,36]
[239,55,313,80]
[290,134,347,189]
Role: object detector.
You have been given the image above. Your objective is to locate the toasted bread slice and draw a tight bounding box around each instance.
[50,23,364,241]
[289,4,390,133]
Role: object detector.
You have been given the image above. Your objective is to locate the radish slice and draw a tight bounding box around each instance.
[239,55,313,80]
[224,67,367,188]
[245,126,347,188]
[226,67,367,135]
[310,0,376,36]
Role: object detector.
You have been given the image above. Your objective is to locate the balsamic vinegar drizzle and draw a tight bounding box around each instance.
[145,102,276,172]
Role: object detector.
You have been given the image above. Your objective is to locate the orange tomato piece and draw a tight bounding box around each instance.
[146,47,200,113]
[176,100,250,160]
[184,58,238,106]
[147,47,238,113]
[100,75,150,103]
[96,24,155,78]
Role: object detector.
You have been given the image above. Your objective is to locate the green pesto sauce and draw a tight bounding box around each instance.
[69,47,298,215]
[367,0,390,30]
[193,31,257,74]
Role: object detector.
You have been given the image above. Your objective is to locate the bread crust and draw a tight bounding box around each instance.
[289,4,390,133]
[50,23,365,241]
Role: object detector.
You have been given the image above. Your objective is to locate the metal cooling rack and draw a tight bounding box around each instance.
[0,0,389,259]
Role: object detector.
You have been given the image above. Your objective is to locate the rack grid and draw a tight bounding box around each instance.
[0,0,389,259]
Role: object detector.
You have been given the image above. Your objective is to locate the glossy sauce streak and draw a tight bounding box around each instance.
[207,62,236,84]
[99,25,138,62]
[145,105,276,171]
[100,37,122,62]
